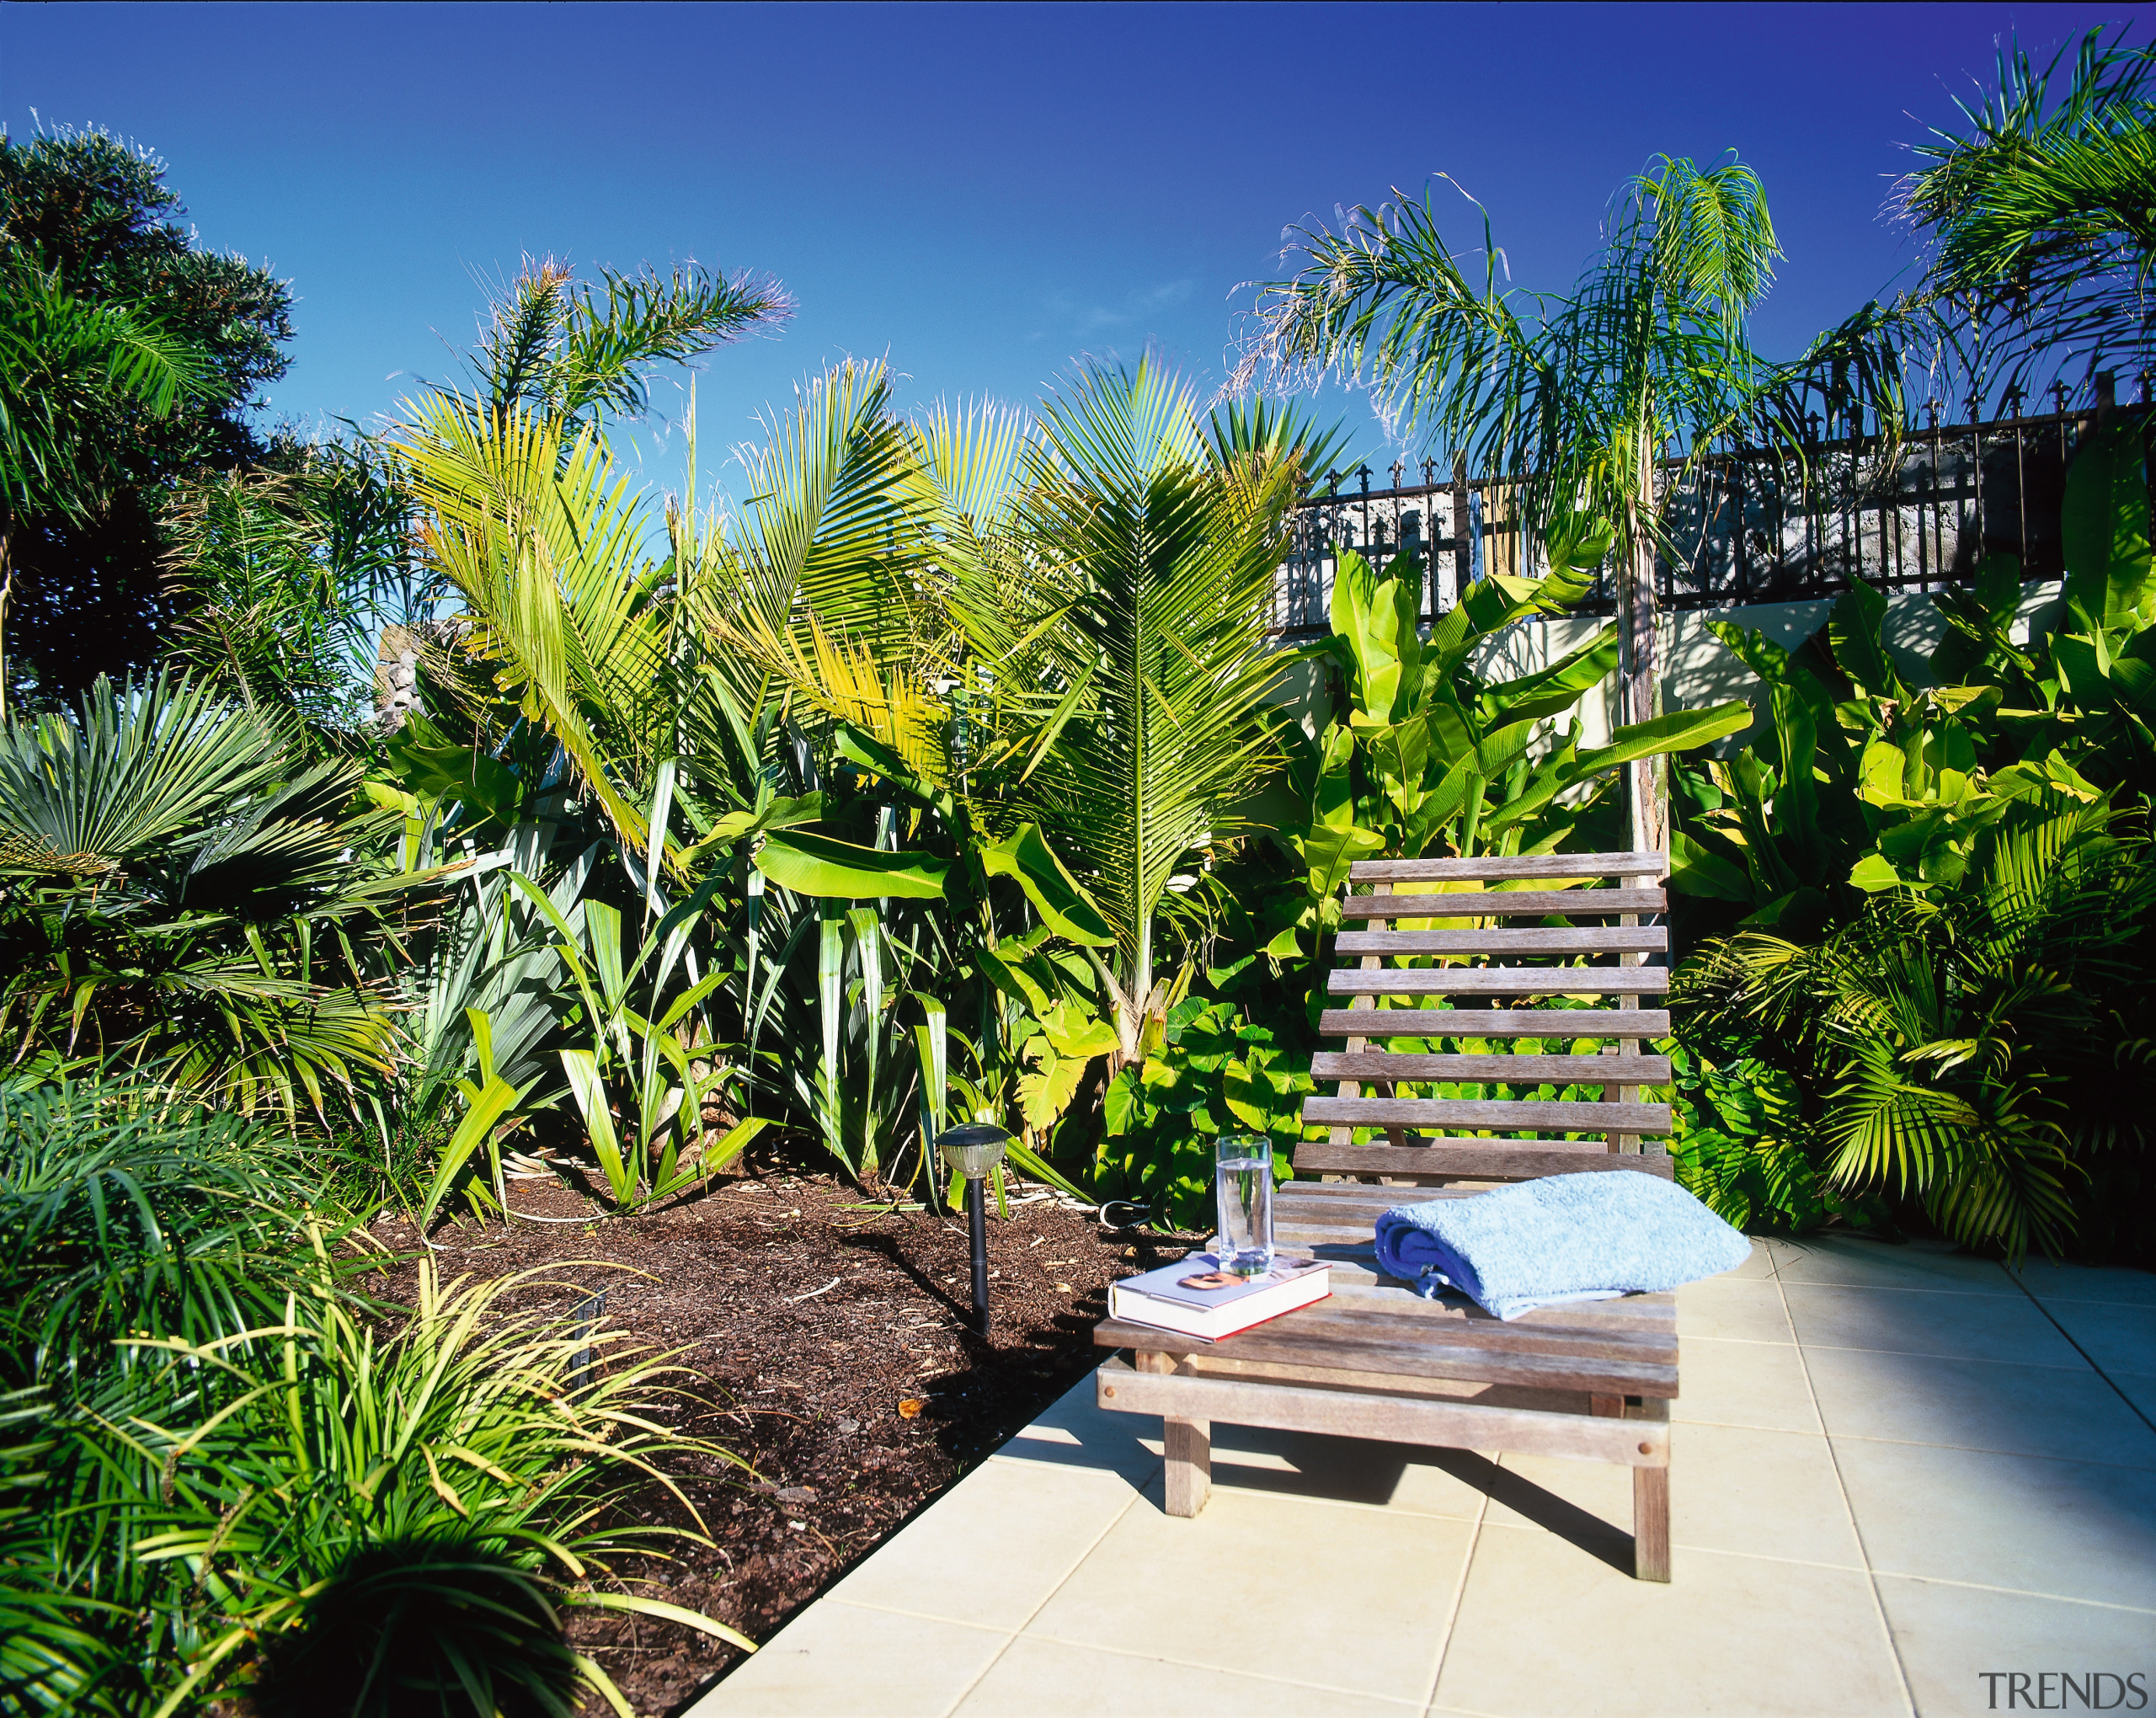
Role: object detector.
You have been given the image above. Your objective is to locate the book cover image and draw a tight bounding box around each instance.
[1124,1253,1326,1310]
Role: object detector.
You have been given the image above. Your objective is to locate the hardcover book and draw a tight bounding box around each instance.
[1107,1252,1331,1342]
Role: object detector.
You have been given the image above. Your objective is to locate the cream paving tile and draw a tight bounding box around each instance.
[1804,1347,2156,1466]
[1670,1424,1861,1566]
[1833,1438,2156,1609]
[687,1599,1008,1717]
[993,1374,1165,1481]
[1433,1531,1906,1717]
[826,1456,1142,1632]
[1673,1335,1824,1433]
[1483,1424,1863,1567]
[953,1635,1421,1716]
[1480,1449,1631,1550]
[1769,1236,2019,1295]
[2012,1259,2156,1308]
[1678,1276,1796,1343]
[1723,1239,1781,1281]
[1026,1481,1470,1704]
[2041,1299,2156,1379]
[1205,1423,1491,1519]
[1785,1283,2083,1365]
[1874,1575,2156,1718]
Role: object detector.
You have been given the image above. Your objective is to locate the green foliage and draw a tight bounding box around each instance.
[1665,1038,1866,1233]
[0,1079,324,1396]
[0,672,442,1122]
[463,255,790,432]
[0,243,207,527]
[115,1256,750,1715]
[1277,544,1748,896]
[0,122,296,704]
[1097,997,1315,1231]
[158,448,424,755]
[0,1075,751,1713]
[1897,26,2154,405]
[1681,794,2156,1261]
[1248,156,1900,581]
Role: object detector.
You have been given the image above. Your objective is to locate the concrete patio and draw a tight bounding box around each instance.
[690,1236,2155,1718]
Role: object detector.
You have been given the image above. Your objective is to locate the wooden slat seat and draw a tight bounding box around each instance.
[1315,1006,1671,1037]
[1095,851,1680,1582]
[1339,886,1667,918]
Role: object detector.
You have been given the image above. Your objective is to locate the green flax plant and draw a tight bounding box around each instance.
[0,1077,755,1715]
[0,1077,338,1712]
[114,1255,752,1717]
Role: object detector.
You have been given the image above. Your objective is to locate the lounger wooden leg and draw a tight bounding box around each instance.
[1634,1465,1671,1582]
[1591,1393,1668,1580]
[1135,1350,1213,1517]
[1163,1415,1212,1517]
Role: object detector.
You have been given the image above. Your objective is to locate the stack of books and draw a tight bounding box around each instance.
[1107,1252,1331,1342]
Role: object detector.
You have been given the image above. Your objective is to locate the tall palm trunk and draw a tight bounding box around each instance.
[1621,419,1665,852]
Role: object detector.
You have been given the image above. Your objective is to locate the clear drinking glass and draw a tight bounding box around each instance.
[1214,1135,1275,1277]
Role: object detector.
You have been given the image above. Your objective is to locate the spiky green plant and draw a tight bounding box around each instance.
[114,1255,752,1716]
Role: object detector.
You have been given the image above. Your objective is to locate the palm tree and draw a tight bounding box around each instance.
[0,672,431,1119]
[1896,27,2155,409]
[1246,156,1897,851]
[942,360,1307,1063]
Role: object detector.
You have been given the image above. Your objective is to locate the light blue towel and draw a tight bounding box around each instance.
[1372,1172,1752,1320]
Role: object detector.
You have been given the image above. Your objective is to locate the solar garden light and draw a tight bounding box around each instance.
[937,1123,1010,1333]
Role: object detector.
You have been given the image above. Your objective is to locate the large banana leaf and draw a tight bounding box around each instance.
[753,830,948,899]
[979,823,1114,947]
[2063,413,2155,628]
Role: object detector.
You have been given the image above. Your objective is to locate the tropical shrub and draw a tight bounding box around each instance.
[0,672,434,1122]
[1668,392,2156,1260]
[1097,995,1317,1231]
[1679,791,2156,1262]
[0,1076,750,1715]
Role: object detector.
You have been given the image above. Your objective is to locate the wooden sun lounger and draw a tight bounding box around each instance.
[1094,851,1678,1581]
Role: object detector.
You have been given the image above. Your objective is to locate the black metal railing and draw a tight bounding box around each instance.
[1274,384,2145,635]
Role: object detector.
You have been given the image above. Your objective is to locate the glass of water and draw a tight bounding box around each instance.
[1214,1136,1275,1277]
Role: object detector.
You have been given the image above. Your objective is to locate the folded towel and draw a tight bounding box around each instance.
[1373,1172,1752,1320]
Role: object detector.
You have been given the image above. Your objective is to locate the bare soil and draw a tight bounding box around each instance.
[361,1160,1198,1716]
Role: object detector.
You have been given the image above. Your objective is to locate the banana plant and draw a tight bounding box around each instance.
[1281,542,1749,915]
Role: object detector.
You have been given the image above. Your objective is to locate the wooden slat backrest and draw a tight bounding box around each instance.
[1297,851,1672,1184]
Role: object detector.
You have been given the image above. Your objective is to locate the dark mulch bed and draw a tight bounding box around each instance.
[360,1160,1197,1716]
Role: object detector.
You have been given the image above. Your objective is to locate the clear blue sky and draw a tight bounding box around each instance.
[4,0,2143,483]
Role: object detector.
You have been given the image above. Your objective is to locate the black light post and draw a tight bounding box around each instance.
[937,1123,1010,1334]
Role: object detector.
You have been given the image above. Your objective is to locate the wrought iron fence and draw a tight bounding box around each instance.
[1273,387,2143,635]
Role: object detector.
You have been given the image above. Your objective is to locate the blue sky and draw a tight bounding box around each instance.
[4,0,2143,485]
